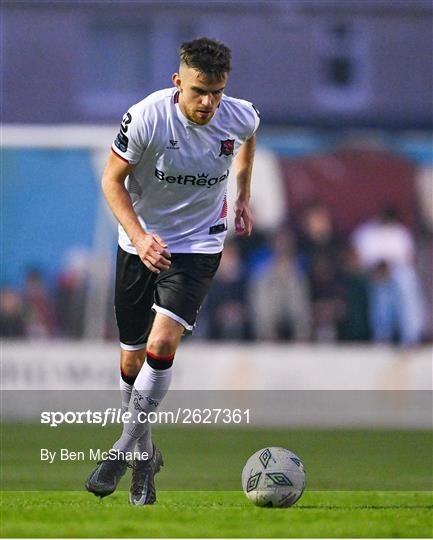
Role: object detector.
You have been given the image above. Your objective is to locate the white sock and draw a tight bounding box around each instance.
[119,373,153,456]
[113,362,172,458]
[119,376,133,414]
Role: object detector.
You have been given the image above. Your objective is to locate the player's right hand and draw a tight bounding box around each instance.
[135,234,171,274]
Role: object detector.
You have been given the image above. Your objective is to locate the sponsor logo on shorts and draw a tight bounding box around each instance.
[155,168,229,188]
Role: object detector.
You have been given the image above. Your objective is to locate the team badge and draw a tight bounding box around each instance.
[219,139,235,157]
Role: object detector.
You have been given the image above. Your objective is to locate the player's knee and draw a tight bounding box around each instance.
[147,334,178,357]
[120,350,145,376]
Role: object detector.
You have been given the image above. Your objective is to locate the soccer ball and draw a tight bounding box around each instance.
[241,447,306,507]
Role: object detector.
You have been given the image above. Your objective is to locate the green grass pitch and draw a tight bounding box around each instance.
[1,490,432,538]
[1,425,432,537]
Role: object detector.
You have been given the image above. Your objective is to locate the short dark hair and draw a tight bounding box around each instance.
[179,37,231,79]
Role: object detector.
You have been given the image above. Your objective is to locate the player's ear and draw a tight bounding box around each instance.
[172,73,181,89]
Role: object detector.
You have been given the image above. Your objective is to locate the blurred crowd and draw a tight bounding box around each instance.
[1,249,89,340]
[200,203,429,346]
[1,202,430,347]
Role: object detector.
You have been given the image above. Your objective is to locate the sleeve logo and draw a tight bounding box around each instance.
[114,111,132,153]
[219,139,235,157]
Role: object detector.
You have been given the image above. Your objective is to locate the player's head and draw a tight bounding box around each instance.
[179,37,232,80]
[173,37,232,125]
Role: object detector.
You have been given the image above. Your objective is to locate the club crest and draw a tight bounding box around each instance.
[219,139,235,157]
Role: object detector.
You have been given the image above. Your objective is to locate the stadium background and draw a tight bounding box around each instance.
[1,1,432,537]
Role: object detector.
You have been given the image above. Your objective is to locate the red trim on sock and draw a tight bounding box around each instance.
[146,350,175,362]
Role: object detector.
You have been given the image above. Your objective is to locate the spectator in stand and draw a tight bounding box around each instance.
[296,201,341,276]
[248,227,311,341]
[55,248,89,338]
[352,207,414,268]
[204,239,249,340]
[295,201,343,341]
[351,207,425,346]
[0,286,26,338]
[337,247,370,341]
[368,260,398,342]
[23,268,58,338]
[308,254,344,341]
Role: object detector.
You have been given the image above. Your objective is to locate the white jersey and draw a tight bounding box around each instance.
[111,87,260,254]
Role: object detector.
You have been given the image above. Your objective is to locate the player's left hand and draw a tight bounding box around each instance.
[234,199,253,236]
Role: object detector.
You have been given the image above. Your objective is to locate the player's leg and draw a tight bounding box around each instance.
[147,312,184,356]
[125,253,222,504]
[121,314,184,505]
[119,347,157,461]
[85,345,159,501]
[127,252,221,457]
[85,247,155,499]
[125,251,221,454]
[113,244,156,414]
[120,348,146,413]
[86,315,183,502]
[86,251,221,501]
[113,314,183,456]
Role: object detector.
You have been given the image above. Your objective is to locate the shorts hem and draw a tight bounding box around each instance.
[152,303,194,332]
[120,341,147,351]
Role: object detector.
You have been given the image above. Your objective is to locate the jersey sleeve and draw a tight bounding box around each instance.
[238,100,260,141]
[249,103,261,137]
[111,105,147,164]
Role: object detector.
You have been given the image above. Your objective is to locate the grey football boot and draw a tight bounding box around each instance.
[129,446,164,505]
[85,459,129,498]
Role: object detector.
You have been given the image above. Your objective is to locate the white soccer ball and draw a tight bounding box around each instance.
[241,447,306,507]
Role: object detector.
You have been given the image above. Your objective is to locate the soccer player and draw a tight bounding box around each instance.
[85,37,260,505]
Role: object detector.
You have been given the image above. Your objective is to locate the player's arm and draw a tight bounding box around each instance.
[101,151,171,273]
[233,133,256,236]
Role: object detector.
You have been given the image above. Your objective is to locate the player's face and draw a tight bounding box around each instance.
[172,67,227,125]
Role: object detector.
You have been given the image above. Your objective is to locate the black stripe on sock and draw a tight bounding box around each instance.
[120,368,137,386]
[146,351,174,370]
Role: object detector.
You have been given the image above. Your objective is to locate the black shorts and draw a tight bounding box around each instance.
[115,246,221,350]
